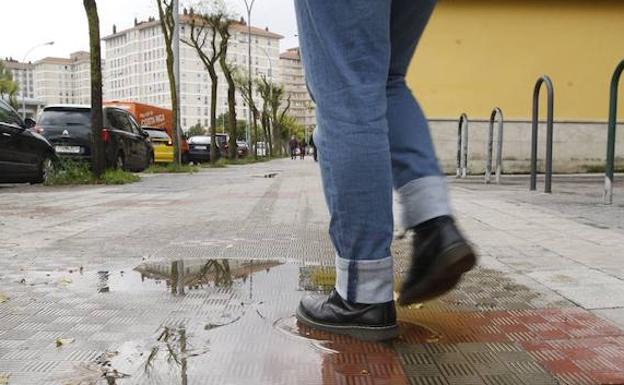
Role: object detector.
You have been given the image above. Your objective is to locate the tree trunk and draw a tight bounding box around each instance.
[265,114,273,158]
[253,113,259,160]
[165,44,180,164]
[209,70,218,163]
[83,0,105,177]
[157,0,181,165]
[226,85,237,159]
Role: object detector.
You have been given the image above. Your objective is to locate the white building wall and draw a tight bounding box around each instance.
[278,51,316,130]
[32,53,101,106]
[104,20,281,132]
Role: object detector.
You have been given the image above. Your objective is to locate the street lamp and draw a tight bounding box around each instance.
[243,0,256,152]
[22,41,54,119]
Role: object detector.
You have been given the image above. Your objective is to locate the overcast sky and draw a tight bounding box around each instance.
[1,0,299,62]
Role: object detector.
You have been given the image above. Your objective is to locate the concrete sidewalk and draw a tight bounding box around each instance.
[0,159,623,385]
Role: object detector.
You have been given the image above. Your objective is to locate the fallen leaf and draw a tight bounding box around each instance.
[56,338,75,347]
[0,294,8,303]
[57,277,73,287]
[0,373,9,385]
[426,334,441,343]
[360,370,369,375]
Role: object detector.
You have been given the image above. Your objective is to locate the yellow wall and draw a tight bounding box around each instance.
[408,0,624,121]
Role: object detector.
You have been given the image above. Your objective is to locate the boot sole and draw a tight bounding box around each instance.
[398,242,476,306]
[295,305,399,342]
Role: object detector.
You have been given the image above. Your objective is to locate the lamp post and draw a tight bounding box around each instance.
[243,0,256,152]
[22,41,54,119]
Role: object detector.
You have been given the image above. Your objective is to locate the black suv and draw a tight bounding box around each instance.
[0,99,57,184]
[37,105,154,171]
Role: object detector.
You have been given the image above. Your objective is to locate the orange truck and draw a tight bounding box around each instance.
[104,100,189,160]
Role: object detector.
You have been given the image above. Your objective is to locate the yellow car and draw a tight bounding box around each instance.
[144,128,174,163]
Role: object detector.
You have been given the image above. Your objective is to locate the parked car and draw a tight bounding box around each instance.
[143,127,174,164]
[36,105,154,171]
[188,135,221,163]
[0,99,57,184]
[237,141,250,157]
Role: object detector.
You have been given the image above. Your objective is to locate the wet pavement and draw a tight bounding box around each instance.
[1,160,624,385]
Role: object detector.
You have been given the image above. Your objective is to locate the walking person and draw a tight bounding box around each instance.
[299,138,307,160]
[294,0,476,341]
[309,133,317,162]
[289,135,298,160]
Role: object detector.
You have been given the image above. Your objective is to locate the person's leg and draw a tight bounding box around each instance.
[387,0,476,305]
[294,0,397,341]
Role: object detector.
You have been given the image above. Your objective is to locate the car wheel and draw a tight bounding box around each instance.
[34,157,54,184]
[115,153,125,171]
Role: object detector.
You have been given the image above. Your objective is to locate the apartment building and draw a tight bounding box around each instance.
[33,51,95,106]
[103,15,283,132]
[1,58,35,99]
[278,48,315,130]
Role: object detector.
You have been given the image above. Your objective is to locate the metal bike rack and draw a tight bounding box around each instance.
[486,107,504,184]
[530,76,555,193]
[603,59,624,205]
[456,113,469,178]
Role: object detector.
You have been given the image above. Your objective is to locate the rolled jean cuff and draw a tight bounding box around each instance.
[335,254,394,304]
[398,176,452,229]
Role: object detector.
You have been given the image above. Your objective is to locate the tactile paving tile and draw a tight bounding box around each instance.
[522,336,624,385]
[399,308,623,345]
[396,342,559,385]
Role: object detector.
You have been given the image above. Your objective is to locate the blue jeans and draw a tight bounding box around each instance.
[295,0,451,304]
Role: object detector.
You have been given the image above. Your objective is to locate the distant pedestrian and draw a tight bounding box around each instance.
[309,134,317,162]
[289,135,298,160]
[299,139,307,160]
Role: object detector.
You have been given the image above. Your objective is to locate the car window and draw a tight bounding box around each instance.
[189,136,211,144]
[145,129,169,139]
[40,109,90,126]
[127,114,142,135]
[107,109,132,132]
[0,101,24,127]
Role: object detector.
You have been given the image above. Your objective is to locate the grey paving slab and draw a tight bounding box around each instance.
[592,308,624,329]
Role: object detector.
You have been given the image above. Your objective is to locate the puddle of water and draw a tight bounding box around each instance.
[53,261,440,385]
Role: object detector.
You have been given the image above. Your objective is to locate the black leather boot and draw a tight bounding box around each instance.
[296,289,399,341]
[398,216,476,306]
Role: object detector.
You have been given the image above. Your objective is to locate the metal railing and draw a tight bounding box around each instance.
[486,107,504,184]
[603,59,624,205]
[456,113,469,178]
[530,76,555,193]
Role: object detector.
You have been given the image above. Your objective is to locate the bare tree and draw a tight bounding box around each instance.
[216,18,238,159]
[83,0,106,176]
[235,73,259,159]
[183,9,225,163]
[268,83,289,155]
[255,76,273,157]
[156,0,182,164]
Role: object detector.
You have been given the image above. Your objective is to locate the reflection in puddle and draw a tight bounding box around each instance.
[135,259,283,295]
[298,266,335,293]
[57,261,442,385]
[97,270,110,293]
